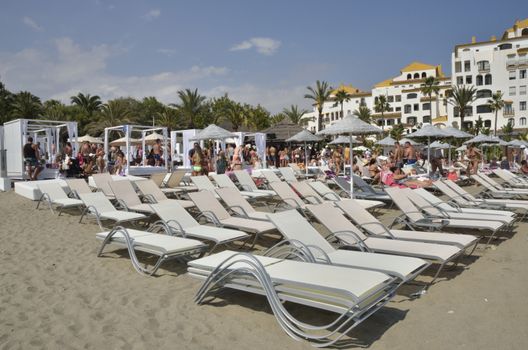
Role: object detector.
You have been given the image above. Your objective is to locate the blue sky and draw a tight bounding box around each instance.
[1,0,527,112]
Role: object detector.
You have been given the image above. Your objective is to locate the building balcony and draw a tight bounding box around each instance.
[503,110,515,116]
[506,60,517,69]
[477,67,490,73]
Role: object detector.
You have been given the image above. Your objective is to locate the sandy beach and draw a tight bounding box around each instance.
[1,188,528,350]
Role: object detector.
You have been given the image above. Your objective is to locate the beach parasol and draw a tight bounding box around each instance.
[70,134,103,144]
[143,132,165,145]
[399,138,422,146]
[407,124,450,172]
[286,129,322,175]
[376,135,397,146]
[190,124,234,141]
[110,136,141,147]
[442,126,473,139]
[329,135,360,145]
[317,115,382,197]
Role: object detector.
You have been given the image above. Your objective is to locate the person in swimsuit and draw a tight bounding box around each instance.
[153,139,162,166]
[404,141,417,165]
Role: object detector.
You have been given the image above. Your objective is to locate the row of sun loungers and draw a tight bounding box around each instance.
[29,170,525,346]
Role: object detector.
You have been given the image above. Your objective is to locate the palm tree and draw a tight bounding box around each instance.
[374,95,390,133]
[171,88,206,128]
[282,105,308,125]
[488,91,505,136]
[70,93,102,116]
[353,105,372,124]
[223,102,245,131]
[84,99,135,135]
[448,85,477,131]
[304,80,332,132]
[11,91,42,118]
[43,99,66,120]
[390,123,405,141]
[501,120,514,141]
[420,76,440,121]
[333,89,352,119]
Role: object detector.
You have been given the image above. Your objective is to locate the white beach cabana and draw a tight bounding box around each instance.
[286,129,322,175]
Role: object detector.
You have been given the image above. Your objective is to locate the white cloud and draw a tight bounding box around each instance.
[143,9,161,20]
[157,48,176,57]
[22,16,43,32]
[230,37,281,55]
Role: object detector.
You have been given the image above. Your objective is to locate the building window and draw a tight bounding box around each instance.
[508,118,515,126]
[395,95,401,102]
[387,119,394,126]
[465,106,473,116]
[413,73,419,79]
[407,93,418,99]
[413,104,419,111]
[521,70,527,79]
[521,101,527,111]
[464,60,471,72]
[509,71,516,80]
[404,104,412,113]
[504,103,513,115]
[520,86,527,95]
[456,76,464,85]
[455,61,462,73]
[387,95,394,102]
[476,104,492,113]
[477,60,490,71]
[476,75,483,86]
[476,89,492,99]
[485,74,492,85]
[421,72,427,78]
[521,117,527,126]
[509,86,516,96]
[407,117,417,125]
[466,75,472,84]
[422,103,431,110]
[499,43,513,50]
[484,120,492,128]
[407,74,412,79]
[395,106,401,111]
[422,116,431,124]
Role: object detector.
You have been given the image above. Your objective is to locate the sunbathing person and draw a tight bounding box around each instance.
[382,166,432,188]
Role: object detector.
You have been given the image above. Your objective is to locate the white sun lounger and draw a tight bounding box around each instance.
[472,174,528,199]
[189,250,399,347]
[233,170,276,197]
[190,175,220,196]
[210,173,269,199]
[150,202,248,251]
[443,180,528,210]
[97,226,206,275]
[79,192,147,229]
[334,199,479,252]
[135,179,194,209]
[385,187,506,245]
[92,173,115,198]
[307,203,463,286]
[109,180,156,214]
[149,172,184,196]
[188,190,277,246]
[65,178,93,199]
[261,169,284,183]
[478,172,528,193]
[36,182,84,215]
[266,210,430,283]
[215,187,270,221]
[279,167,300,182]
[493,168,528,188]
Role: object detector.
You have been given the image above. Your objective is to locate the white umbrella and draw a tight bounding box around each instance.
[110,136,141,147]
[399,138,421,146]
[507,139,527,147]
[143,132,165,145]
[352,145,370,151]
[329,135,360,145]
[463,134,498,145]
[71,134,103,144]
[428,141,451,149]
[441,126,473,138]
[376,135,397,146]
[407,124,451,172]
[456,144,467,152]
[190,124,234,141]
[317,115,382,197]
[286,130,322,175]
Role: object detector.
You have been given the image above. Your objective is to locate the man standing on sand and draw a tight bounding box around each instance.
[153,139,162,166]
[404,141,417,165]
[23,137,42,180]
[393,141,404,168]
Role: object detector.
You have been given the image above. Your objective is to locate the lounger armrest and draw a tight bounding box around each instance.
[445,200,463,212]
[321,192,341,201]
[360,221,396,238]
[68,190,80,199]
[282,198,301,209]
[196,211,223,226]
[414,218,448,231]
[304,195,323,204]
[114,199,130,211]
[337,190,351,198]
[142,194,158,204]
[263,239,318,263]
[163,219,187,237]
[148,220,173,236]
[240,184,254,192]
[326,231,371,253]
[501,183,513,190]
[227,205,250,219]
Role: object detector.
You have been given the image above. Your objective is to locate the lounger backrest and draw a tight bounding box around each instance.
[279,167,298,182]
[269,182,305,208]
[306,203,368,241]
[414,188,442,206]
[289,182,324,205]
[267,210,335,255]
[109,180,142,207]
[136,180,167,202]
[65,179,92,195]
[150,173,168,187]
[38,182,69,200]
[335,200,386,236]
[434,181,468,204]
[384,187,424,222]
[92,173,114,196]
[150,202,198,228]
[262,170,282,183]
[233,170,258,190]
[352,175,374,194]
[167,170,188,188]
[210,174,237,188]
[471,175,494,191]
[79,192,116,212]
[444,180,477,201]
[494,169,515,181]
[215,187,255,214]
[404,189,443,216]
[308,181,333,197]
[191,176,216,191]
[478,173,501,189]
[333,177,352,193]
[188,190,231,220]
